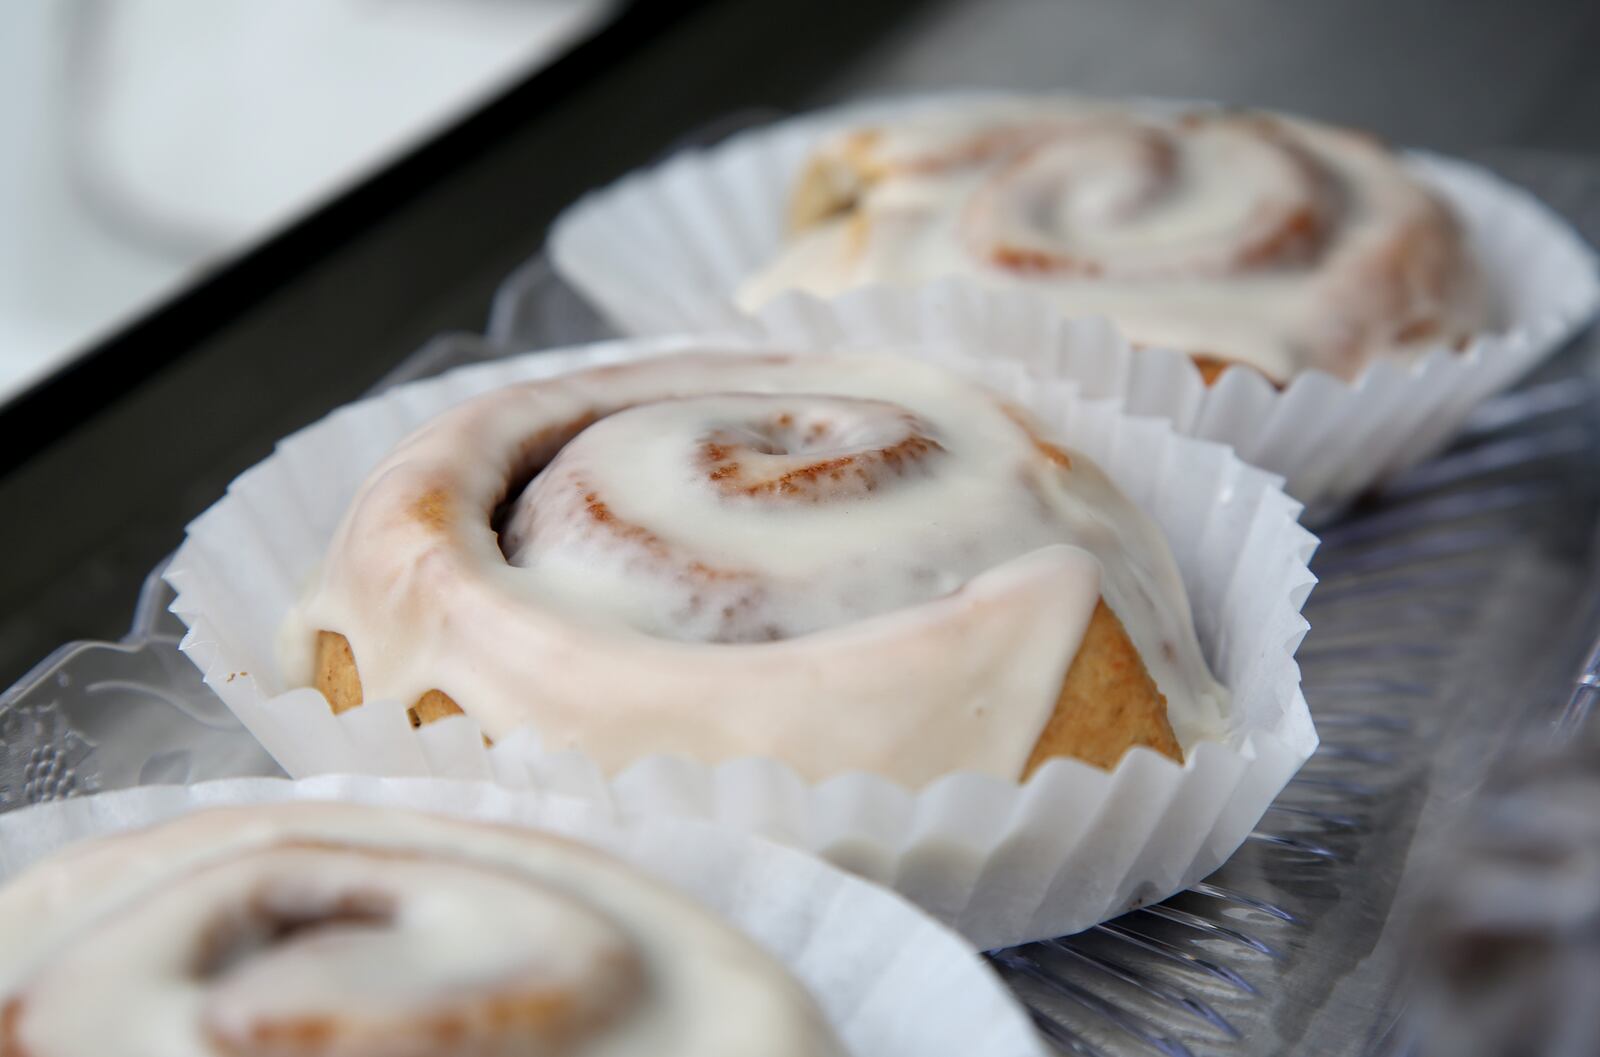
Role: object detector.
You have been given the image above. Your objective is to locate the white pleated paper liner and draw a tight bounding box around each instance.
[546,91,1600,518]
[0,776,1044,1057]
[166,333,1319,950]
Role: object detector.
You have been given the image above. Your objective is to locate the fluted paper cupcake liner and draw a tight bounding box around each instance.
[547,91,1599,518]
[166,331,1318,949]
[0,776,1042,1057]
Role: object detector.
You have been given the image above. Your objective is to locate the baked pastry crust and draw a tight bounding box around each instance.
[1023,600,1181,774]
[316,629,464,727]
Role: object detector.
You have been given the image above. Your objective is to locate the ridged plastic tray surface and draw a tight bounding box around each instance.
[5,173,1600,1056]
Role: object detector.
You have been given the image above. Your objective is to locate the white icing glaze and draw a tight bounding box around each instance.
[0,803,843,1057]
[284,351,1227,785]
[739,98,1489,382]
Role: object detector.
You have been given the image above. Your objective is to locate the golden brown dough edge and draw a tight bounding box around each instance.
[313,598,1182,774]
[1021,599,1183,775]
[315,630,466,729]
[785,132,881,234]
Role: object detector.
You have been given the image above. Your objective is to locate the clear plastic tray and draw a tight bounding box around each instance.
[5,267,1599,1055]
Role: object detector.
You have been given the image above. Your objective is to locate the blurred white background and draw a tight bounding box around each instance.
[0,0,609,398]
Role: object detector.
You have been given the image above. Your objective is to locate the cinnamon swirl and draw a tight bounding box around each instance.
[741,98,1489,383]
[283,351,1226,785]
[0,802,844,1057]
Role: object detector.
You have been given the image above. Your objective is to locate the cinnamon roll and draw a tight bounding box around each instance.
[283,351,1227,786]
[740,99,1489,383]
[0,802,845,1057]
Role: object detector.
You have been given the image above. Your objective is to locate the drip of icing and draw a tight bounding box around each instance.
[740,98,1488,382]
[284,352,1228,785]
[0,804,844,1057]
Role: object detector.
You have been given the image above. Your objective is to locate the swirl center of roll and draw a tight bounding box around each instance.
[695,397,944,501]
[196,848,644,1057]
[964,117,1331,281]
[2,844,647,1057]
[493,390,1080,644]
